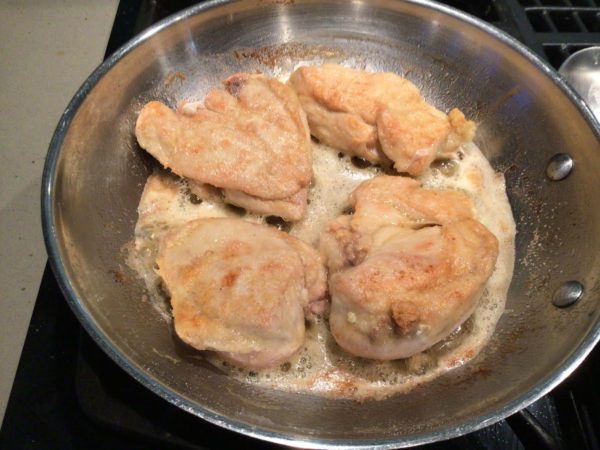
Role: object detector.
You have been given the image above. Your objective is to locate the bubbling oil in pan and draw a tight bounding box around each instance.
[128,135,516,400]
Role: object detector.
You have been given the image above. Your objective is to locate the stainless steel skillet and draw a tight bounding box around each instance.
[42,0,600,447]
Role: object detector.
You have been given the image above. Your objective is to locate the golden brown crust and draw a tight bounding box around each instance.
[136,75,312,201]
[390,301,421,336]
[321,176,499,360]
[289,64,476,175]
[157,218,327,369]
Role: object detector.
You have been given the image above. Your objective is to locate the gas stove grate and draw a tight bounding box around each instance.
[517,0,600,67]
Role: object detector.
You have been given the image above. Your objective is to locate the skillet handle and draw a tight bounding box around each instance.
[506,409,562,450]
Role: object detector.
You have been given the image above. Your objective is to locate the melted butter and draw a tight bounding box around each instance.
[291,145,377,244]
[128,141,516,400]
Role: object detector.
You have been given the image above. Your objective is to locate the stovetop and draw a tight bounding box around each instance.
[2,1,600,449]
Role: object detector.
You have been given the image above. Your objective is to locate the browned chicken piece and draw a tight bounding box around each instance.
[289,64,476,175]
[185,179,222,203]
[187,179,308,222]
[157,218,327,369]
[224,188,308,222]
[136,174,210,236]
[281,234,328,316]
[320,176,498,360]
[349,176,475,234]
[328,219,498,360]
[136,74,312,201]
[293,93,386,163]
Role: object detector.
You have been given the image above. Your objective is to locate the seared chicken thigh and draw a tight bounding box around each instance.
[320,176,498,359]
[136,74,312,211]
[223,188,308,222]
[157,218,326,368]
[329,219,498,360]
[349,176,475,234]
[289,64,476,175]
[187,179,308,222]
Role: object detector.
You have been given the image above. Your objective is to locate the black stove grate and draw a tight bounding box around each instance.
[516,0,600,67]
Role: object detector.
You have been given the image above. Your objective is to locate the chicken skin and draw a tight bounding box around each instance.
[348,176,475,234]
[320,176,498,360]
[187,179,308,222]
[156,218,326,368]
[289,64,476,175]
[136,74,312,208]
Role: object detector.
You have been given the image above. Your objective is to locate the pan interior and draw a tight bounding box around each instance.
[47,0,600,445]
